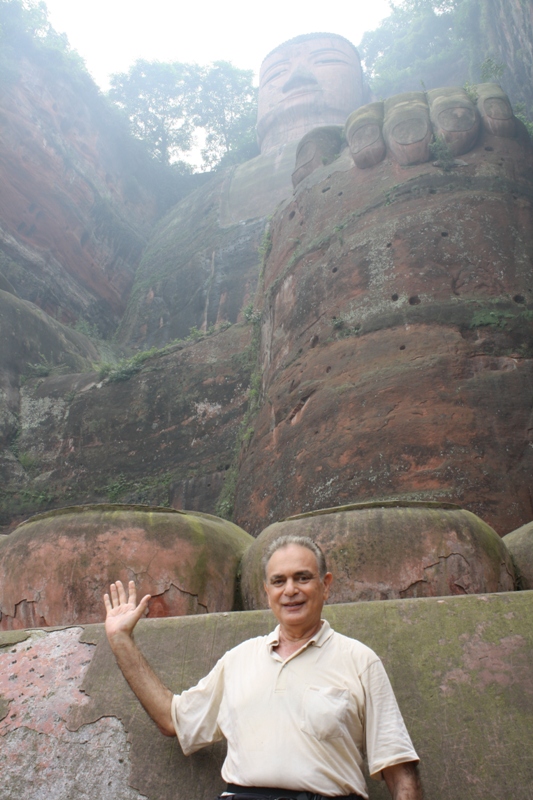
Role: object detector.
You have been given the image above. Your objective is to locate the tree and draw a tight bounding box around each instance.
[109,60,203,166]
[108,59,258,171]
[360,0,467,96]
[194,61,257,168]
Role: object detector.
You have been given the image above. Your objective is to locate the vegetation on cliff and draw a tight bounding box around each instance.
[361,0,533,115]
[109,59,258,170]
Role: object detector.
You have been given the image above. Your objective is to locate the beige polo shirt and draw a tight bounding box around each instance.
[171,621,418,799]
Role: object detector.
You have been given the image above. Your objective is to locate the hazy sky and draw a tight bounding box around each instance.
[43,0,392,89]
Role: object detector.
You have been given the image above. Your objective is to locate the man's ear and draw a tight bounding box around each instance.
[323,572,333,598]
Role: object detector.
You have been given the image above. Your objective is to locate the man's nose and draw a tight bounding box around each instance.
[284,578,299,595]
[282,67,318,94]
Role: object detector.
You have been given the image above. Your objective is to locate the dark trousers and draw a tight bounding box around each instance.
[221,784,365,800]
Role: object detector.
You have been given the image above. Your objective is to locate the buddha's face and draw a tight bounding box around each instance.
[257,35,363,153]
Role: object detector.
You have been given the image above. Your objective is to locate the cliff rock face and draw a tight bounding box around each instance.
[234,128,533,536]
[485,0,533,112]
[0,54,158,336]
[0,323,252,532]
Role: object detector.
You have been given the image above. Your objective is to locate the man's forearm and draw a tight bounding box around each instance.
[109,632,175,736]
[383,762,423,800]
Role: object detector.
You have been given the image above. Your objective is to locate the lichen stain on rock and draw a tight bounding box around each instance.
[440,627,530,696]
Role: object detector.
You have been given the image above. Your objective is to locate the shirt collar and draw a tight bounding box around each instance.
[267,619,333,651]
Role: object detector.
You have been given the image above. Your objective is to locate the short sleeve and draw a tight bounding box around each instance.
[361,659,419,780]
[171,657,226,755]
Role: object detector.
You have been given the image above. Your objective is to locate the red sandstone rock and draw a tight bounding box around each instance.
[234,126,533,536]
[0,505,253,630]
[503,522,533,589]
[240,503,517,609]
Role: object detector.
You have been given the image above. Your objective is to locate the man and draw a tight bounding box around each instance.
[104,535,423,800]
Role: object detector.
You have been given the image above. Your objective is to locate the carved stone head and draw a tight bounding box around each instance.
[257,33,364,154]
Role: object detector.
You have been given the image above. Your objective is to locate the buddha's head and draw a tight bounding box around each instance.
[257,33,364,154]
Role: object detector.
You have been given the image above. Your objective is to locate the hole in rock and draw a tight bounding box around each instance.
[332,267,338,273]
[429,188,436,194]
[326,366,331,373]
[400,345,406,350]
[441,231,448,237]
[289,210,295,220]
[485,146,494,152]
[513,294,525,303]
[322,186,331,193]
[409,295,421,305]
[391,293,399,301]
[338,192,343,196]
[386,242,392,248]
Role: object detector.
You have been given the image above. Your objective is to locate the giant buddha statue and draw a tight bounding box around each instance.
[119,34,366,346]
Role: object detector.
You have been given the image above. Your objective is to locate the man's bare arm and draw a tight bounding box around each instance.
[104,579,175,737]
[382,762,423,800]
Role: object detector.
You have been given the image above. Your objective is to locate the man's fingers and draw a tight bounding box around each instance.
[109,582,119,608]
[136,594,152,619]
[128,580,137,607]
[103,592,112,614]
[116,579,128,605]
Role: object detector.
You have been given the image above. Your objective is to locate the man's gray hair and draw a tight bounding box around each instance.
[262,535,328,579]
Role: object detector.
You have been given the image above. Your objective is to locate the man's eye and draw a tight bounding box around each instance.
[297,576,312,583]
[271,579,284,586]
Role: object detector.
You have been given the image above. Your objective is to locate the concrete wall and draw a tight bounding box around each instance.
[1,592,532,800]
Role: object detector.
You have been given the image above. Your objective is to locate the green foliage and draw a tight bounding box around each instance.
[103,472,173,505]
[194,61,258,169]
[429,135,455,170]
[360,0,466,96]
[105,474,131,502]
[99,347,159,382]
[18,451,38,472]
[463,80,479,103]
[73,319,101,339]
[108,60,202,166]
[514,103,533,141]
[108,58,257,170]
[469,308,533,329]
[479,56,506,82]
[0,0,84,82]
[25,356,50,377]
[242,303,261,325]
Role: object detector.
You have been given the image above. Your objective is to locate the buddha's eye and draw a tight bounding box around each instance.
[313,58,349,66]
[263,68,288,86]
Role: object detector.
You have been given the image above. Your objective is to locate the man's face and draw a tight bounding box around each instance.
[264,544,332,631]
[257,36,363,151]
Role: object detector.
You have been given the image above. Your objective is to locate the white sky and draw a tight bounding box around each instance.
[43,0,393,90]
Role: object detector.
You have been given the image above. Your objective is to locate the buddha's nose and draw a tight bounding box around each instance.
[282,68,318,93]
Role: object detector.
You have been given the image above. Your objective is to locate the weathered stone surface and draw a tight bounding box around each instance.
[0,323,253,531]
[1,592,532,799]
[234,121,533,536]
[428,87,480,156]
[0,627,147,799]
[241,503,516,609]
[118,170,266,348]
[0,505,253,629]
[345,103,386,169]
[503,522,533,589]
[292,127,344,188]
